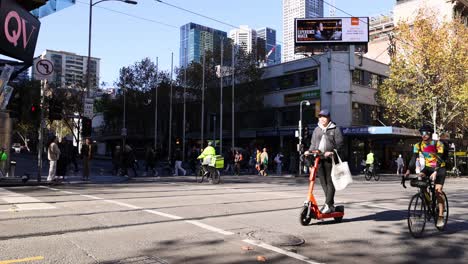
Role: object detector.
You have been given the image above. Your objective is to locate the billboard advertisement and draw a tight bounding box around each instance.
[295,17,369,44]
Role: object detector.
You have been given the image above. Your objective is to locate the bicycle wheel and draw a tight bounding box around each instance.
[408,193,427,238]
[300,205,312,226]
[365,170,372,181]
[434,191,449,231]
[196,168,205,183]
[373,170,380,181]
[211,169,221,184]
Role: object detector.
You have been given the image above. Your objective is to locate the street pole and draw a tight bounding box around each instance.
[432,97,437,139]
[298,100,310,175]
[154,57,158,150]
[37,80,46,182]
[231,44,235,150]
[87,0,93,98]
[201,50,205,147]
[122,81,126,148]
[183,48,187,161]
[168,52,174,161]
[220,38,223,154]
[87,0,137,98]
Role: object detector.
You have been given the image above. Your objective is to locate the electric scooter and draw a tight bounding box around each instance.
[300,150,344,225]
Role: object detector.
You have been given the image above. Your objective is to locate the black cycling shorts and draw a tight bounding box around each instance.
[421,167,446,185]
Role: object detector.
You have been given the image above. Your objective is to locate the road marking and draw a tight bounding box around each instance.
[143,209,183,220]
[185,220,234,235]
[243,239,323,264]
[42,187,320,263]
[0,256,44,264]
[0,188,56,211]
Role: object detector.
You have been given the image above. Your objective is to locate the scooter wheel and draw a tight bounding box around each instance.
[334,206,344,223]
[300,206,312,226]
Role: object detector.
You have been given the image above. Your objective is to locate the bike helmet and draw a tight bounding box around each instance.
[419,124,434,134]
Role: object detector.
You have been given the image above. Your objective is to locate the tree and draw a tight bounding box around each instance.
[376,10,468,135]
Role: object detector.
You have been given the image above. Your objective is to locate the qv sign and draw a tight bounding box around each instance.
[0,0,41,64]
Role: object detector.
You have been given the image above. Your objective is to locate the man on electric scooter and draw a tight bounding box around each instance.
[197,141,216,176]
[309,109,343,214]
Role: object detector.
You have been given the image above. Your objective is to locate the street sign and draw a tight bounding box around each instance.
[83,98,94,119]
[35,59,54,80]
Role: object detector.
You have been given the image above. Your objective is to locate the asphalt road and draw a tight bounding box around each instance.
[1,174,467,264]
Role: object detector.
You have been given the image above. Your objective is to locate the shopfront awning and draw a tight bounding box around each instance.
[342,126,419,137]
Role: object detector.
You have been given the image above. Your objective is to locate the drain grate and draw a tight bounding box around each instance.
[113,256,169,264]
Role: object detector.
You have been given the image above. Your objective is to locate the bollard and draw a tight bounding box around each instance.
[8,160,16,178]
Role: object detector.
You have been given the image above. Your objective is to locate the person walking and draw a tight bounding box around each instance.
[274,152,284,175]
[396,154,404,175]
[255,149,262,175]
[145,145,156,176]
[47,136,61,182]
[260,148,269,176]
[0,148,8,175]
[173,148,186,176]
[81,138,93,181]
[234,150,243,176]
[309,109,344,214]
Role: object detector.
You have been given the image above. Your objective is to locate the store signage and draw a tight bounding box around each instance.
[284,90,320,104]
[0,0,41,63]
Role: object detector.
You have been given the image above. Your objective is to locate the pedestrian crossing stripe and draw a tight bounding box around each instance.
[0,188,56,212]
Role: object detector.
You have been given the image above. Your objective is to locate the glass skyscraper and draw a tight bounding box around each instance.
[257,27,277,66]
[180,23,227,68]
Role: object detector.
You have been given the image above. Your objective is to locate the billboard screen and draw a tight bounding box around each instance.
[295,17,369,44]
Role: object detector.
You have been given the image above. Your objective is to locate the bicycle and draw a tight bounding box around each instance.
[196,164,220,184]
[401,174,449,238]
[364,164,380,181]
[446,167,461,177]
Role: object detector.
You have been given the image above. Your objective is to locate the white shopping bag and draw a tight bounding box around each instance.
[331,150,353,191]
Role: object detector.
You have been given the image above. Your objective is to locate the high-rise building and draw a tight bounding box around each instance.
[257,27,277,65]
[230,25,257,55]
[32,50,100,90]
[282,0,324,62]
[275,44,282,64]
[180,23,227,68]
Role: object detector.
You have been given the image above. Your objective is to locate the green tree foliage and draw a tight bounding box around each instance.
[376,10,468,134]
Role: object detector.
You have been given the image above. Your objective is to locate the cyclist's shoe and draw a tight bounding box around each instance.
[436,216,445,228]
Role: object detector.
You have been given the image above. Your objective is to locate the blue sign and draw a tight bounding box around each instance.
[30,0,76,18]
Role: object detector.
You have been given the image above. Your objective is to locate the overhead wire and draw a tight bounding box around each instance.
[75,0,179,29]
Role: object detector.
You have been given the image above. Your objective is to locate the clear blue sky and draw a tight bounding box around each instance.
[34,0,395,87]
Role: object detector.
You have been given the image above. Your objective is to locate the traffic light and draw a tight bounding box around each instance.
[48,98,63,120]
[30,103,40,118]
[81,117,92,137]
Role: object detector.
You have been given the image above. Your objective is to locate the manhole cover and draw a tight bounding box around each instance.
[247,231,305,247]
[114,256,169,264]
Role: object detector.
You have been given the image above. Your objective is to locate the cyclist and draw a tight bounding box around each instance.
[197,141,216,177]
[365,150,375,173]
[405,124,446,228]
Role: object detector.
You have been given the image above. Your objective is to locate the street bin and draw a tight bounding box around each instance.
[8,160,16,177]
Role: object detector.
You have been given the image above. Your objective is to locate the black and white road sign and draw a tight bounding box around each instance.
[35,59,54,79]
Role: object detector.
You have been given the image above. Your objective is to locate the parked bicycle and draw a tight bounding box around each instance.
[446,166,461,177]
[364,163,380,181]
[401,174,449,238]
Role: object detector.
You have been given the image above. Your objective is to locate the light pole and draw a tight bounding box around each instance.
[87,0,137,97]
[298,100,310,175]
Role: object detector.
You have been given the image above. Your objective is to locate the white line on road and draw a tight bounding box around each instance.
[143,209,183,220]
[42,186,320,263]
[0,188,56,211]
[185,220,234,235]
[243,239,323,264]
